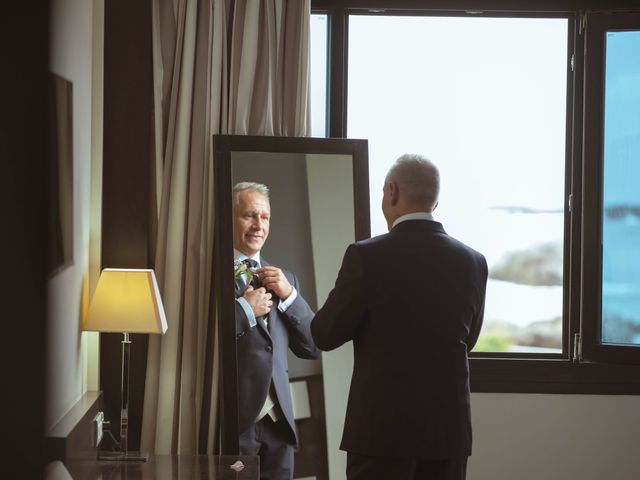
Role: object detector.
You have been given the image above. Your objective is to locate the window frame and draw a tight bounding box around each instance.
[312,0,640,393]
[581,11,640,365]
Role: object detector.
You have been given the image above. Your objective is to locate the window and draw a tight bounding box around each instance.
[582,12,640,365]
[601,30,640,346]
[312,2,640,392]
[347,15,568,354]
[310,13,328,137]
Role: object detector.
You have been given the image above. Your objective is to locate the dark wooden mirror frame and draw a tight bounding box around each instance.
[213,134,370,454]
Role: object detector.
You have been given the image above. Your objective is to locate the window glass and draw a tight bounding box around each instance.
[347,15,568,353]
[601,30,640,346]
[310,14,328,137]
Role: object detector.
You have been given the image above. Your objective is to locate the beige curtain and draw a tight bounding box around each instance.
[141,0,311,455]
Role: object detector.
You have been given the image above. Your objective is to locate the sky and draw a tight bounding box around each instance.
[343,16,568,247]
[311,15,572,348]
[311,15,640,346]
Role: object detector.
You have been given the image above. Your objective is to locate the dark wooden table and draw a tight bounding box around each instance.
[65,454,259,480]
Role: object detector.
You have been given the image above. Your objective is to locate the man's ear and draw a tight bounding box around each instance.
[388,181,399,206]
[432,200,439,212]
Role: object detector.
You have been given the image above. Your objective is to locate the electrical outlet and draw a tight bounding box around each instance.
[93,411,104,447]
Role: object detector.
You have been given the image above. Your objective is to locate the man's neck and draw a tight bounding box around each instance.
[391,211,434,229]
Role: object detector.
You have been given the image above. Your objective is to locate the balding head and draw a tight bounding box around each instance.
[382,154,440,230]
[385,154,440,209]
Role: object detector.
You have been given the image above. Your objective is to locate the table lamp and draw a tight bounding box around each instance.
[84,268,168,461]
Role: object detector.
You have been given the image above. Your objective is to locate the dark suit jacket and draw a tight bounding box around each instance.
[311,219,487,460]
[235,258,319,445]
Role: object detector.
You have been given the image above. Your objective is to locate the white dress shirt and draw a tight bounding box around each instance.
[392,211,435,229]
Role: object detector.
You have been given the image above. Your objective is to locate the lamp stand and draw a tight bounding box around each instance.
[99,332,149,462]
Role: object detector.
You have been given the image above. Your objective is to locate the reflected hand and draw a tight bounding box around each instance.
[243,286,272,317]
[256,266,293,299]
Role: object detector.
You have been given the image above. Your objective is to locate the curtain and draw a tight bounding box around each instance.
[141,0,311,455]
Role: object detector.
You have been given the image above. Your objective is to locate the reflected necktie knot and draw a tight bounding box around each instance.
[243,258,258,269]
[242,258,260,288]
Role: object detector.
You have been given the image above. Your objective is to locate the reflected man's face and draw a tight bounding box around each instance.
[233,190,271,257]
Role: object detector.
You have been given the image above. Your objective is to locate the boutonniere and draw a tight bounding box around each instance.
[234,259,255,284]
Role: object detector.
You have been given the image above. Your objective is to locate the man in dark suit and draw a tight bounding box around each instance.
[233,182,319,480]
[311,155,487,480]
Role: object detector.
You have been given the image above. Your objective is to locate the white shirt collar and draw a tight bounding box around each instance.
[392,212,435,229]
[234,249,261,267]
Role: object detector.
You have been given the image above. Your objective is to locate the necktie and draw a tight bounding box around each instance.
[243,258,258,269]
[243,258,269,330]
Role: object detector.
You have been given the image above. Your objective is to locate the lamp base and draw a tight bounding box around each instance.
[98,450,149,462]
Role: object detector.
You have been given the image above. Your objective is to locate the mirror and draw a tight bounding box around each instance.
[214,135,369,480]
[48,72,74,273]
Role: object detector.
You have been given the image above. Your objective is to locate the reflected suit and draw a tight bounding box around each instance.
[235,257,319,479]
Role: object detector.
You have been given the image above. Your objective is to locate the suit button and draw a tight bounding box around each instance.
[265,346,272,352]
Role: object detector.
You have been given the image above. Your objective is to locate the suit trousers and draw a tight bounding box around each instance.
[346,452,468,480]
[239,416,294,480]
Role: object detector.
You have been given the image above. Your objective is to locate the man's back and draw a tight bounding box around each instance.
[313,219,487,459]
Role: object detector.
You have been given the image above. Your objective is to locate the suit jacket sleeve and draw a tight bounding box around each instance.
[465,254,488,351]
[235,298,252,338]
[311,243,367,351]
[279,273,320,360]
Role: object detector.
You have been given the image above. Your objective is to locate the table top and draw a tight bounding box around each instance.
[65,454,259,480]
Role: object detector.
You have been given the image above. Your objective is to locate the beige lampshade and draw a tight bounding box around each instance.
[84,269,168,334]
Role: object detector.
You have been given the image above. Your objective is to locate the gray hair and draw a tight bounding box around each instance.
[386,154,440,209]
[233,181,270,205]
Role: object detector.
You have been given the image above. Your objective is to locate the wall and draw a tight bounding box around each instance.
[47,0,103,430]
[323,340,640,480]
[470,393,640,479]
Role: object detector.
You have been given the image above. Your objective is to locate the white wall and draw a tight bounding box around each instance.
[322,365,640,480]
[470,393,640,480]
[47,0,103,430]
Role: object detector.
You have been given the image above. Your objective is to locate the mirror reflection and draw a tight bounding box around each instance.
[231,151,355,480]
